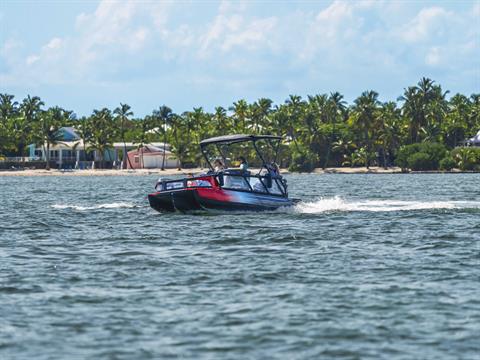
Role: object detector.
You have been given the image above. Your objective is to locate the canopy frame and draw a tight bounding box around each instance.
[200,134,282,170]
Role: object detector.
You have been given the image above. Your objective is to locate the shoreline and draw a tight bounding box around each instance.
[0,166,477,176]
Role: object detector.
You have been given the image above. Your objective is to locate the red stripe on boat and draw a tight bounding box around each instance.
[196,188,233,202]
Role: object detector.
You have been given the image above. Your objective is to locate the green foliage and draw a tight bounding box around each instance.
[396,142,447,171]
[451,147,480,171]
[288,149,317,172]
[439,156,456,171]
[407,152,435,171]
[1,77,479,172]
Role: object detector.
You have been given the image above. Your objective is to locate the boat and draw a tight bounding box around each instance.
[148,134,300,212]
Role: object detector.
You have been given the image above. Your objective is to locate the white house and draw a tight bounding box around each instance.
[464,130,480,147]
[28,127,174,168]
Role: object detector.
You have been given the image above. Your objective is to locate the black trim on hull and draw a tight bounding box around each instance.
[148,192,175,212]
[149,189,298,213]
[195,197,292,212]
[148,190,202,213]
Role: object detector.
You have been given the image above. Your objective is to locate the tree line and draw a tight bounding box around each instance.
[0,77,479,171]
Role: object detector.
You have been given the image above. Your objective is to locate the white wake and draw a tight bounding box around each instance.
[51,202,136,211]
[294,196,479,214]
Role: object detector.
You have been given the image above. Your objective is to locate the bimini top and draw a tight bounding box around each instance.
[200,134,281,147]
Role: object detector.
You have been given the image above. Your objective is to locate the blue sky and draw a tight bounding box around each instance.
[1,0,479,117]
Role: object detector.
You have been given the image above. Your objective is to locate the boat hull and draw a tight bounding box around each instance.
[148,187,296,213]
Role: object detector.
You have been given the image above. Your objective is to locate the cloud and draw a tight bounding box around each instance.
[45,37,63,50]
[198,3,277,57]
[400,7,451,42]
[0,0,478,113]
[425,46,441,66]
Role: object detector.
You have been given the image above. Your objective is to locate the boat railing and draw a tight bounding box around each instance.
[217,172,287,197]
[155,172,287,197]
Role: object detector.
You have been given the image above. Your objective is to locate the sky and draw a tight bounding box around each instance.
[1,0,479,117]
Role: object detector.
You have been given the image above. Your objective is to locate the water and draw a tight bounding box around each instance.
[1,173,479,359]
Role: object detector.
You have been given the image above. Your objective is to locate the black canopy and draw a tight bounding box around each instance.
[200,134,281,147]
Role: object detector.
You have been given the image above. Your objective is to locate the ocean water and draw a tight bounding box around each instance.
[1,173,479,359]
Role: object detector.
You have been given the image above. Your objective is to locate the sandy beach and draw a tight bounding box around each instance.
[0,166,409,176]
[0,168,206,177]
[1,166,474,176]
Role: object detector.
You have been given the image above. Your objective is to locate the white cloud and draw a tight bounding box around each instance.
[221,17,277,51]
[425,46,441,66]
[26,54,40,65]
[1,0,478,106]
[401,7,451,42]
[473,2,480,17]
[45,37,63,50]
[199,2,278,57]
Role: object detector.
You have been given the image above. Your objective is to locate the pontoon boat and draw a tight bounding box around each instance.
[148,134,299,212]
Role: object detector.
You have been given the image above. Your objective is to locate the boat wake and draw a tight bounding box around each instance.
[293,196,480,214]
[51,202,136,211]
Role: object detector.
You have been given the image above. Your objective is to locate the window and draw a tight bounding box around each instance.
[223,175,250,190]
[249,177,267,193]
[268,179,284,195]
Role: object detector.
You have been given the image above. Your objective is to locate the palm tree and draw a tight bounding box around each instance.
[469,94,480,130]
[75,116,93,166]
[322,92,347,168]
[0,94,18,156]
[443,94,470,148]
[19,95,44,161]
[135,116,154,169]
[284,95,306,153]
[377,102,401,168]
[256,98,273,133]
[398,86,421,144]
[168,114,191,169]
[152,105,174,170]
[88,108,115,169]
[213,106,230,135]
[113,103,134,169]
[38,107,66,170]
[230,100,249,133]
[351,91,380,168]
[399,78,448,144]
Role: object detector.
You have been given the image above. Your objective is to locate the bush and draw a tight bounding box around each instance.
[439,156,456,171]
[407,152,436,171]
[451,147,480,171]
[396,142,447,171]
[288,150,317,172]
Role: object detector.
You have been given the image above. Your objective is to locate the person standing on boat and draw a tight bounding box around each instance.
[213,159,225,173]
[238,156,248,172]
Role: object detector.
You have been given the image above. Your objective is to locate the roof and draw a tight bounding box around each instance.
[200,134,282,146]
[467,130,480,143]
[112,142,169,149]
[58,127,80,141]
[128,145,172,155]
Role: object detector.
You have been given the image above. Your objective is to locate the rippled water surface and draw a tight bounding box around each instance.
[1,173,479,359]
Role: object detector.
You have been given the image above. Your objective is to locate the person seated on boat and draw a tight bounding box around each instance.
[186,173,197,187]
[213,159,225,173]
[238,156,249,173]
[268,162,281,177]
[186,173,211,187]
[155,177,164,191]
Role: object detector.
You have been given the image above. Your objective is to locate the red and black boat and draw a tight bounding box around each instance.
[148,134,299,213]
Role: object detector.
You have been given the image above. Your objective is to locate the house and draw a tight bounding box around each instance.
[28,127,173,168]
[27,127,89,167]
[126,145,179,169]
[464,130,480,147]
